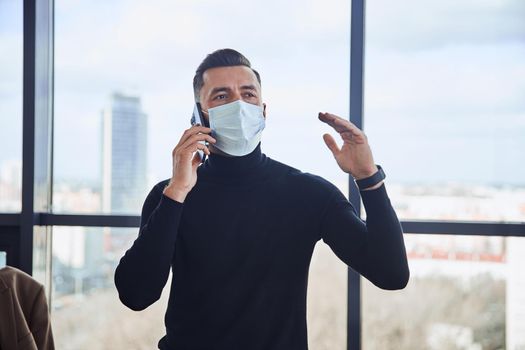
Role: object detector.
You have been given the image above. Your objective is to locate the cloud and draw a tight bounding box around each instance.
[364,43,525,118]
[366,0,525,51]
[0,1,22,35]
[0,1,23,163]
[53,0,350,95]
[2,0,524,186]
[51,0,351,182]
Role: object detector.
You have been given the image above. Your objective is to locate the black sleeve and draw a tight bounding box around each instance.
[320,183,410,290]
[114,183,184,310]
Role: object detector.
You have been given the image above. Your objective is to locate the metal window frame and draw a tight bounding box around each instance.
[20,0,37,274]
[348,1,365,348]
[0,0,522,349]
[3,213,524,236]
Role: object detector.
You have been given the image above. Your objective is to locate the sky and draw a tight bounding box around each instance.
[1,0,524,189]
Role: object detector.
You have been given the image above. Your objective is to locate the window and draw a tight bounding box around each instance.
[361,1,525,349]
[8,1,524,350]
[364,0,525,222]
[53,0,351,215]
[48,228,348,348]
[0,251,6,268]
[363,234,525,350]
[52,0,350,347]
[50,226,168,348]
[0,0,23,212]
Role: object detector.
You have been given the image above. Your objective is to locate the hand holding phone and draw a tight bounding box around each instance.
[163,111,215,202]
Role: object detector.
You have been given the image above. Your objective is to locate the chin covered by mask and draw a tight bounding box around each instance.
[208,100,266,156]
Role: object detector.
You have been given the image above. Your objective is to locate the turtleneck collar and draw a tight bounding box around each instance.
[197,142,269,184]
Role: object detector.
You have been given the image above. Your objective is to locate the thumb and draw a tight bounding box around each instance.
[323,133,340,156]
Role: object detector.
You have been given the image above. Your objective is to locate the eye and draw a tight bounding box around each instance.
[244,92,256,98]
[213,94,227,100]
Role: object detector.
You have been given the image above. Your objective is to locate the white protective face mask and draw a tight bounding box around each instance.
[208,100,266,156]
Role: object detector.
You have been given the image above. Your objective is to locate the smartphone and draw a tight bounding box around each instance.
[191,102,209,128]
[190,102,209,163]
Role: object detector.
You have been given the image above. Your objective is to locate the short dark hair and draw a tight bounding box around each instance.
[193,48,261,102]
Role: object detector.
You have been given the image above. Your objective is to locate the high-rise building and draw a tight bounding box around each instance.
[101,92,148,214]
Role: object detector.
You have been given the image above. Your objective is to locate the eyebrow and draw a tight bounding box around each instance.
[210,87,231,95]
[209,84,258,96]
[240,84,257,91]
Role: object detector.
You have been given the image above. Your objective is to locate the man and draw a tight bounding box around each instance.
[115,48,409,350]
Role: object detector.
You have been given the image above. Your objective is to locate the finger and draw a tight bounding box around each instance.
[318,112,338,127]
[334,120,368,144]
[332,117,362,136]
[318,112,346,127]
[191,124,213,134]
[322,113,368,144]
[177,125,213,146]
[323,133,340,156]
[174,141,209,163]
[318,112,351,134]
[180,133,216,150]
[319,112,363,136]
[173,133,212,158]
[340,131,355,142]
[184,141,210,155]
[180,134,216,151]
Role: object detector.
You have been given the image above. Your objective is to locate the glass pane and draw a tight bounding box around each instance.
[364,0,525,222]
[51,226,168,348]
[363,234,525,350]
[53,0,350,211]
[308,242,348,349]
[33,226,52,296]
[0,0,23,212]
[0,251,6,268]
[54,0,350,347]
[34,0,54,213]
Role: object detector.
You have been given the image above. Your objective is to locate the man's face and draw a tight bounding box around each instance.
[199,65,266,122]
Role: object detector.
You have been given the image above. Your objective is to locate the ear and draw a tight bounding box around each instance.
[262,103,267,119]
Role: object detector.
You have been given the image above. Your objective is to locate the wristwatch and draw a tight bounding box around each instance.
[355,165,385,190]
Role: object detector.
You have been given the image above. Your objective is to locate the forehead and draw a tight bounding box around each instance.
[202,65,260,90]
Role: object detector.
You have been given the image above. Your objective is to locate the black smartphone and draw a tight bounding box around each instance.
[190,102,209,128]
[190,102,209,163]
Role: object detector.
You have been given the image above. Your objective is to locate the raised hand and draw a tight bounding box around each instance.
[318,112,378,180]
[163,125,216,203]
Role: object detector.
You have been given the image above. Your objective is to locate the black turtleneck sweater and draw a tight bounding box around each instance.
[114,143,409,350]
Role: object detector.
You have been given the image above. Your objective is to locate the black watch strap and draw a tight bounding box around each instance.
[355,165,385,190]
